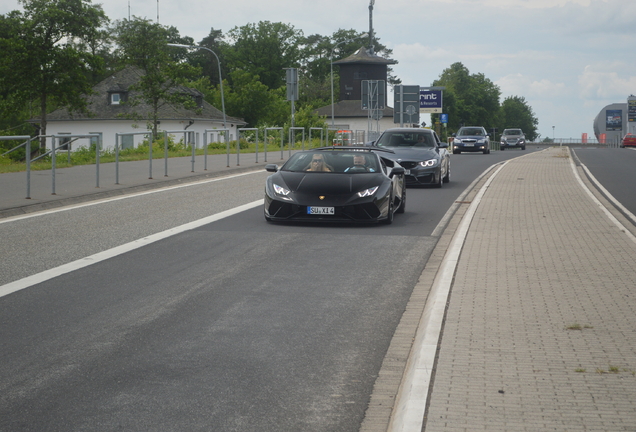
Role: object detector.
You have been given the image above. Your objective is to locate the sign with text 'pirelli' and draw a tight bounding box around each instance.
[420,88,443,113]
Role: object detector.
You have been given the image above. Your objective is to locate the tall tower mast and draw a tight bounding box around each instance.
[368,0,375,54]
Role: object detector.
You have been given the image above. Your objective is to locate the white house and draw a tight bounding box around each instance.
[37,67,245,152]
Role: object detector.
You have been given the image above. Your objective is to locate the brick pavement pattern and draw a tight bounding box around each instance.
[425,147,636,431]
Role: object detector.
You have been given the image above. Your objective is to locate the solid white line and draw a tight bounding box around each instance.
[0,170,262,225]
[0,200,263,299]
[388,161,508,432]
[579,163,636,226]
[569,152,636,245]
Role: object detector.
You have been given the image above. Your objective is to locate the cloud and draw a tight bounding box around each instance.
[578,64,636,101]
[497,74,568,99]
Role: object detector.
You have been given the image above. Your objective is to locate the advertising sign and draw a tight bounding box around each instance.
[440,113,448,124]
[628,98,636,122]
[419,89,443,113]
[606,109,622,131]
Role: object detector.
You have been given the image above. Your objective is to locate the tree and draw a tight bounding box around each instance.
[113,17,199,137]
[431,62,500,132]
[0,0,108,152]
[224,21,304,90]
[215,69,287,127]
[193,28,227,90]
[499,96,539,141]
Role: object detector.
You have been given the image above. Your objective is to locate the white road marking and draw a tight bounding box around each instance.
[0,200,263,299]
[0,170,262,225]
[388,161,508,432]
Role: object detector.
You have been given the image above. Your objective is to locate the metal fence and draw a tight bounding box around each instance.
[0,127,334,200]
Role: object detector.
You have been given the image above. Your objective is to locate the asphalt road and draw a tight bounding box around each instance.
[572,146,636,216]
[1,148,544,431]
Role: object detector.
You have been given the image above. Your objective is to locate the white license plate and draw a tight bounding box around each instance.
[307,206,335,215]
[464,143,474,147]
[404,169,410,175]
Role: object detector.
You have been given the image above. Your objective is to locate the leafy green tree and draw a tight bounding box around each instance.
[213,69,288,127]
[0,0,108,152]
[224,21,304,90]
[431,62,500,133]
[190,28,227,90]
[113,17,199,137]
[499,96,539,141]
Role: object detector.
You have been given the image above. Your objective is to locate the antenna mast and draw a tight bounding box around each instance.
[368,0,375,54]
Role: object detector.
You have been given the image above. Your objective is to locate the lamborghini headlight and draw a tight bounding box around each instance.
[357,186,379,197]
[273,183,291,196]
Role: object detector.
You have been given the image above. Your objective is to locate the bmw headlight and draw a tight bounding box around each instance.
[357,186,379,197]
[419,159,438,167]
[273,183,291,196]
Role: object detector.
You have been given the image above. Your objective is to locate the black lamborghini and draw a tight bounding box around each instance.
[264,147,406,224]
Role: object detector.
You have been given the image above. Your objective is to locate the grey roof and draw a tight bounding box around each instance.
[42,67,245,125]
[333,47,397,66]
[315,100,394,118]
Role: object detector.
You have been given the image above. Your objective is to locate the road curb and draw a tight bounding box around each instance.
[359,162,503,432]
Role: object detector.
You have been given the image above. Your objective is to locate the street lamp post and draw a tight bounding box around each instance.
[167,43,226,128]
[330,33,368,128]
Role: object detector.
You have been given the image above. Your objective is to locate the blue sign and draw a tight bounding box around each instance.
[419,89,443,113]
[440,113,448,124]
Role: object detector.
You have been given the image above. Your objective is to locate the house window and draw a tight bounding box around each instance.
[121,134,134,150]
[57,133,71,151]
[111,93,121,105]
[89,132,102,149]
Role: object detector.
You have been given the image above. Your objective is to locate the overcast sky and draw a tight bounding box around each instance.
[3,0,635,139]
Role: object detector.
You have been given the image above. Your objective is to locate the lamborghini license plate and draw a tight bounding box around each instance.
[307,206,335,215]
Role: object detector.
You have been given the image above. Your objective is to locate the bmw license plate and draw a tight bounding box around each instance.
[307,206,335,215]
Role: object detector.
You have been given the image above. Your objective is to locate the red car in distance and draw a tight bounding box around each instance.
[621,133,636,148]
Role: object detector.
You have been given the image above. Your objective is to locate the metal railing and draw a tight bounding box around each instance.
[264,127,284,162]
[1,135,34,199]
[3,126,554,201]
[288,127,305,155]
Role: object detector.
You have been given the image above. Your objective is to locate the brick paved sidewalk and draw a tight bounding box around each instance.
[425,147,636,431]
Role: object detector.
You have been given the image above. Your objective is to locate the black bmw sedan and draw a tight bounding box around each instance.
[369,128,450,187]
[264,147,406,224]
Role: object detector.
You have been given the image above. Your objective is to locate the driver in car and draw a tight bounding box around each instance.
[306,154,332,172]
[344,154,375,172]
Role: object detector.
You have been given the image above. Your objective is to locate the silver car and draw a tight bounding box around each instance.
[500,128,526,150]
[452,126,491,154]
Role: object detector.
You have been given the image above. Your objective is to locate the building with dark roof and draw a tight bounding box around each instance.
[316,47,397,139]
[37,67,245,151]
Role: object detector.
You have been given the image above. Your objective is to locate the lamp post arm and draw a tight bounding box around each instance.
[167,43,227,128]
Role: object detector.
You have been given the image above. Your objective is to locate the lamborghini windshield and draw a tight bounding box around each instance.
[282,151,380,173]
